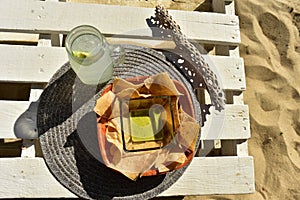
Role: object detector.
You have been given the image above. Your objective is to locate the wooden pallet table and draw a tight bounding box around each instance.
[0,0,254,198]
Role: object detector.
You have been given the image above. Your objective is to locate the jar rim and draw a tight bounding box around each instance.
[65,25,106,64]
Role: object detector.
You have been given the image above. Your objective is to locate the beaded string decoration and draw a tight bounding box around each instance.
[147,5,226,111]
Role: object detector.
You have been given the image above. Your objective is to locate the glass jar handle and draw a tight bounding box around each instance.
[109,45,125,66]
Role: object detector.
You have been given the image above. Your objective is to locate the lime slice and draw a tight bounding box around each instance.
[72,51,91,58]
[130,109,163,142]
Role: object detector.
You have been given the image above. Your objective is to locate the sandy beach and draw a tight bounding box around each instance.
[235,0,300,199]
[44,0,298,199]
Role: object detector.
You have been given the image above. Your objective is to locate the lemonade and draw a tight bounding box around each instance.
[66,25,123,85]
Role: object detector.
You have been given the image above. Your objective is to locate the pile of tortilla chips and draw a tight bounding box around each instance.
[94,72,200,180]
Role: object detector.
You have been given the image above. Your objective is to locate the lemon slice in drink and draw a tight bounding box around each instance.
[72,51,91,58]
[130,109,164,142]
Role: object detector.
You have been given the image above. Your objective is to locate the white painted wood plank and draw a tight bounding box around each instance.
[0,157,77,198]
[0,45,246,90]
[0,101,250,140]
[0,0,240,45]
[21,139,36,158]
[225,0,236,15]
[200,104,250,140]
[0,156,254,198]
[37,39,52,47]
[0,45,66,83]
[0,32,38,43]
[160,156,255,196]
[207,55,246,90]
[237,140,249,156]
[29,87,44,102]
[0,101,30,138]
[20,34,52,157]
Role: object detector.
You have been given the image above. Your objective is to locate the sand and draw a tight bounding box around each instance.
[188,1,300,200]
[68,0,300,199]
[233,1,300,199]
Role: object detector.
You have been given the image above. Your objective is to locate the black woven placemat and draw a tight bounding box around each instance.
[37,45,201,199]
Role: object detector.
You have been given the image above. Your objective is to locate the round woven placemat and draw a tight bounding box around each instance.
[38,45,201,199]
